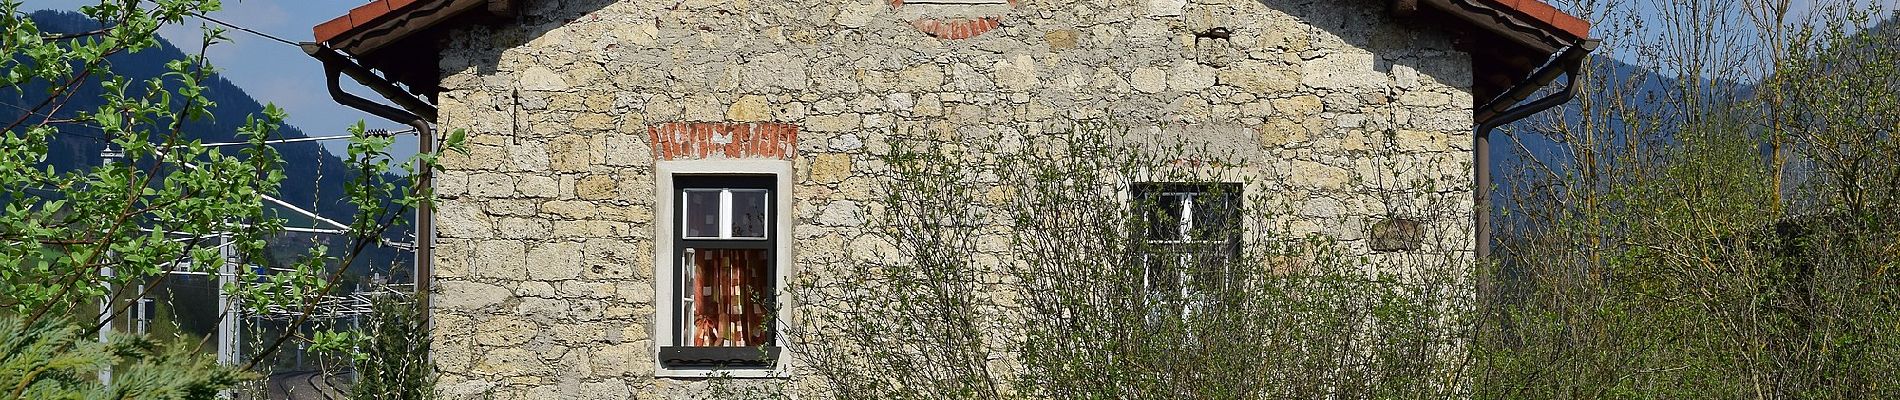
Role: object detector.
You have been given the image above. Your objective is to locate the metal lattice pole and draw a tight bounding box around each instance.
[96,146,121,386]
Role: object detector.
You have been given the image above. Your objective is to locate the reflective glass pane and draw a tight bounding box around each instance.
[731,190,769,238]
[685,190,721,238]
[1191,192,1237,241]
[1146,194,1186,241]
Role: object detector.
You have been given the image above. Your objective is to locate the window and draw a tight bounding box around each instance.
[1133,183,1241,315]
[661,175,781,370]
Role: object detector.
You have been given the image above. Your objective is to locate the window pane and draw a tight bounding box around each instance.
[683,248,772,347]
[1146,194,1186,241]
[1191,192,1238,241]
[731,190,769,238]
[685,190,721,238]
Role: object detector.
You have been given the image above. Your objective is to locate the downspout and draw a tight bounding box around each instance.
[301,43,438,315]
[1472,40,1599,260]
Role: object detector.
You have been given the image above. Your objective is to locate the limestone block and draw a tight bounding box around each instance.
[517,297,569,319]
[475,347,553,377]
[452,143,508,172]
[995,55,1039,91]
[1044,29,1079,50]
[838,176,875,199]
[727,95,771,122]
[526,241,584,280]
[601,133,650,167]
[834,1,879,28]
[1090,67,1132,93]
[582,239,639,279]
[435,281,513,310]
[950,62,996,92]
[885,93,915,114]
[805,114,861,133]
[1131,67,1167,93]
[1400,90,1452,108]
[540,200,599,219]
[474,240,528,280]
[520,66,569,92]
[829,134,864,152]
[580,380,633,400]
[572,113,616,132]
[497,217,554,240]
[1146,0,1186,16]
[1169,60,1217,92]
[680,95,724,122]
[486,199,538,217]
[476,316,537,346]
[897,65,945,92]
[815,200,865,226]
[518,175,559,198]
[549,134,595,172]
[435,239,474,279]
[515,281,558,298]
[1272,95,1324,116]
[1219,60,1301,93]
[576,174,620,201]
[552,220,629,239]
[436,170,471,197]
[589,342,643,377]
[433,339,476,375]
[435,201,495,239]
[808,153,852,184]
[1302,52,1387,91]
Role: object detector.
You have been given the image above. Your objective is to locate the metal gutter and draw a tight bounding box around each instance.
[301,43,437,317]
[1472,40,1599,259]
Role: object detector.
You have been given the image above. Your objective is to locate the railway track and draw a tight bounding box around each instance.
[267,369,348,400]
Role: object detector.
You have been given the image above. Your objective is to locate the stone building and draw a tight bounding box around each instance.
[305,0,1591,397]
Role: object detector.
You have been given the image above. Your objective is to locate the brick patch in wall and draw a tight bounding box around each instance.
[910,18,1001,40]
[649,122,799,161]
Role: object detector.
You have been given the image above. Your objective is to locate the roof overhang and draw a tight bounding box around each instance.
[311,0,1591,111]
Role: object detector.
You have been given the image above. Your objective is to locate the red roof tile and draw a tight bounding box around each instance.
[1482,0,1591,40]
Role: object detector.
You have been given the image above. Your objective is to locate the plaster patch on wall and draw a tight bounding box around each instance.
[1147,0,1187,17]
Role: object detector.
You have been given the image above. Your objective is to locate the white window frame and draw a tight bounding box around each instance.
[653,159,794,378]
[1133,183,1242,318]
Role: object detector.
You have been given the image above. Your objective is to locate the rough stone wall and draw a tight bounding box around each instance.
[425,0,1475,397]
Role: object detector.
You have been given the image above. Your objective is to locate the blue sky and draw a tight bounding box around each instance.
[19,0,408,158]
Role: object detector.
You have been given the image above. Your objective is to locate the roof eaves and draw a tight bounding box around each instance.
[314,0,466,51]
[1444,0,1592,49]
[314,0,1589,52]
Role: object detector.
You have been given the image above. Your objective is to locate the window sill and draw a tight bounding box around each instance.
[655,346,786,379]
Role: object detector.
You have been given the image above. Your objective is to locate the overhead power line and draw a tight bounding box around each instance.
[190,12,300,47]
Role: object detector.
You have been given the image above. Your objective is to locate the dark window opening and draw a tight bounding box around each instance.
[666,175,780,369]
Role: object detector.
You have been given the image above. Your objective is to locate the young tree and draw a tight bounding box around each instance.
[1,0,459,395]
[1481,0,1900,397]
[774,123,1475,399]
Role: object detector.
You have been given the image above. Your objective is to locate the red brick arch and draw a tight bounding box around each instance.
[649,122,799,161]
[893,0,1016,40]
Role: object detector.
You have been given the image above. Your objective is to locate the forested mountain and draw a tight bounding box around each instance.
[1492,15,1899,232]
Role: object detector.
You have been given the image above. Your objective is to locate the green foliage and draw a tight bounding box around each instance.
[342,293,435,400]
[1481,3,1900,398]
[0,314,251,399]
[780,123,1474,399]
[2,0,463,396]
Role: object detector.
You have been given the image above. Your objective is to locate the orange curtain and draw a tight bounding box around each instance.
[691,249,770,347]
